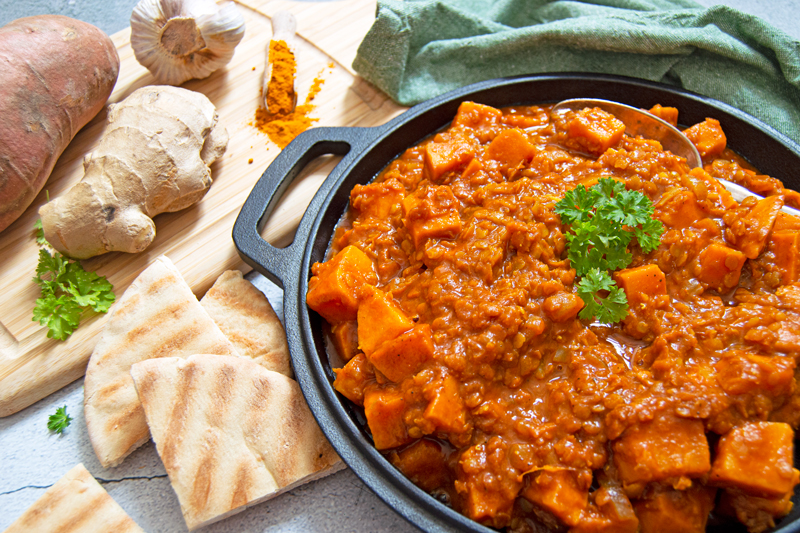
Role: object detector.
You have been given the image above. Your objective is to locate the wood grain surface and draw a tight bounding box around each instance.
[0,0,405,417]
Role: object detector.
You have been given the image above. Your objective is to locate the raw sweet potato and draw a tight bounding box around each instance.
[0,15,120,232]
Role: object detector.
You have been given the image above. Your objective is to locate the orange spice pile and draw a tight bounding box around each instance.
[253,40,330,148]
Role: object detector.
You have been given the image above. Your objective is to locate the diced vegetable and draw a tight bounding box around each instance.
[425,138,475,181]
[695,243,747,290]
[654,189,704,229]
[452,101,502,129]
[307,245,378,323]
[543,291,584,323]
[633,485,716,533]
[333,352,373,405]
[368,324,433,382]
[423,374,466,433]
[401,184,462,247]
[733,195,783,259]
[485,128,536,169]
[364,387,411,450]
[708,421,799,499]
[330,320,359,362]
[521,468,590,527]
[769,230,800,283]
[389,438,450,492]
[648,104,679,127]
[684,118,727,158]
[350,178,405,218]
[357,287,414,355]
[567,107,626,155]
[613,414,710,488]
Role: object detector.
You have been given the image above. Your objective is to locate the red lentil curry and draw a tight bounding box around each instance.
[306,100,800,533]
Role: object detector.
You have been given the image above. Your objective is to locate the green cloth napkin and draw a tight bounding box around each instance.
[353,0,800,142]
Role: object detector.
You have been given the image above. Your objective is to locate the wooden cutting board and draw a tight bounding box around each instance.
[0,0,406,417]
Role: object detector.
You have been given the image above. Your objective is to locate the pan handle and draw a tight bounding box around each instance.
[233,126,379,288]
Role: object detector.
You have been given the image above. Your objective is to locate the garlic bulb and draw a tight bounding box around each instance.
[131,0,245,85]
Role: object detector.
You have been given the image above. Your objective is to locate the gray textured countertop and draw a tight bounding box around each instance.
[1,1,799,532]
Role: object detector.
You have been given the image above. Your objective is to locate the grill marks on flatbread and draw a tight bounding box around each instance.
[200,270,293,377]
[130,354,342,531]
[84,256,239,468]
[4,464,144,533]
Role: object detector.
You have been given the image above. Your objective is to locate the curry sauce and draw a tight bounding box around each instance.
[307,101,800,533]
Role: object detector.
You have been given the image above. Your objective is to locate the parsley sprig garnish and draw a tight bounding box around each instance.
[32,220,115,340]
[47,405,73,434]
[555,178,663,323]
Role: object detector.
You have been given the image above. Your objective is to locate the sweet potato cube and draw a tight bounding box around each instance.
[613,414,710,488]
[648,104,679,127]
[461,157,484,180]
[333,352,373,405]
[330,320,359,362]
[350,178,404,218]
[568,107,626,155]
[307,246,378,323]
[687,167,736,210]
[633,485,716,533]
[389,438,449,492]
[717,488,796,531]
[709,421,799,499]
[654,189,704,229]
[452,101,502,129]
[774,211,800,232]
[401,185,462,248]
[684,118,727,158]
[770,231,800,284]
[486,128,537,168]
[521,468,590,527]
[364,388,411,450]
[570,486,639,533]
[614,265,666,308]
[368,324,434,383]
[425,139,474,181]
[695,243,747,290]
[424,374,466,433]
[357,288,414,355]
[737,195,783,259]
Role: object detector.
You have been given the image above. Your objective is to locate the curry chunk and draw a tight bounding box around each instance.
[330,320,359,361]
[333,352,374,405]
[364,387,412,450]
[570,485,639,533]
[709,421,799,499]
[543,291,584,323]
[633,485,716,533]
[424,374,466,433]
[684,117,727,158]
[647,104,679,126]
[654,188,704,229]
[613,413,710,489]
[307,245,378,323]
[695,242,747,290]
[770,230,800,283]
[729,195,783,259]
[350,177,405,218]
[425,136,475,181]
[485,128,536,169]
[614,264,667,308]
[718,488,796,533]
[368,324,434,383]
[402,184,462,248]
[357,287,414,355]
[452,101,502,129]
[567,107,626,155]
[389,438,450,492]
[521,468,590,527]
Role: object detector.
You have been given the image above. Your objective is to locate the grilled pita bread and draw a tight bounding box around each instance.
[4,463,144,533]
[130,354,342,531]
[84,256,239,468]
[200,270,293,377]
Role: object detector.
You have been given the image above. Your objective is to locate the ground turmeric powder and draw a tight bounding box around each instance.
[253,40,329,149]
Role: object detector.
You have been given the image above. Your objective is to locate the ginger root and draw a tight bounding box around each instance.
[39,85,228,259]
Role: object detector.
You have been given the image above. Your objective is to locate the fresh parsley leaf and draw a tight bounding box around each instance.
[47,405,72,434]
[34,219,48,246]
[555,177,663,323]
[576,269,629,323]
[32,248,115,340]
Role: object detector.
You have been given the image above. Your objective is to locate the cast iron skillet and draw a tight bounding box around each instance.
[233,73,800,533]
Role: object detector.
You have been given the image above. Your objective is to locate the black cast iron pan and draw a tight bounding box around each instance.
[233,73,800,533]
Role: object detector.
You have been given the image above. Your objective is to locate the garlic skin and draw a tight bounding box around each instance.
[131,0,245,85]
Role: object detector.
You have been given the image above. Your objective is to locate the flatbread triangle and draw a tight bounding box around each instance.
[84,255,239,468]
[4,463,144,532]
[130,353,343,530]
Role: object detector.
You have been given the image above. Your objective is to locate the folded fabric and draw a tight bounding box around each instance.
[353,0,800,141]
